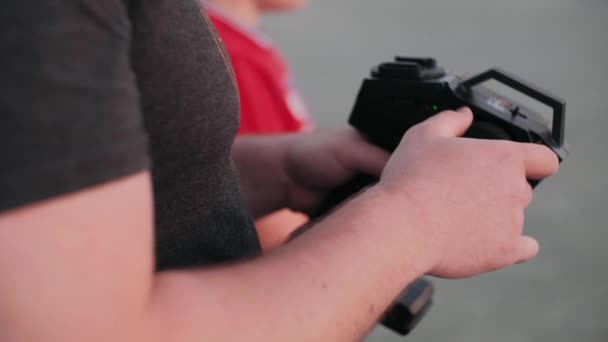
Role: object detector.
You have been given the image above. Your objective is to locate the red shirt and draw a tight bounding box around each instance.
[208,7,312,135]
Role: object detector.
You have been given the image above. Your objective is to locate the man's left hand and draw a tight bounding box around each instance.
[283,129,390,214]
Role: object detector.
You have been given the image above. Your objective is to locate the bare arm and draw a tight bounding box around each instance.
[147,185,429,341]
[3,1,428,339]
[0,110,559,342]
[0,173,154,342]
[0,172,427,342]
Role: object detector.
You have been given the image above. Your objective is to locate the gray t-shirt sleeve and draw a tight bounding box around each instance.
[0,1,149,212]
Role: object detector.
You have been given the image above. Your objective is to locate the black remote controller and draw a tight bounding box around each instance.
[317,57,569,336]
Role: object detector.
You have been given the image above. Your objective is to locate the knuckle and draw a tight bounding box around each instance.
[408,122,430,138]
[510,180,533,205]
[491,237,522,269]
[521,183,534,205]
[495,143,520,163]
[511,211,525,233]
[487,253,508,272]
[496,240,514,260]
[404,128,432,146]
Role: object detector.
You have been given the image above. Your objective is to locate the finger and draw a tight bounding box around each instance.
[514,236,540,264]
[413,107,474,138]
[340,137,391,177]
[520,144,560,179]
[522,182,534,208]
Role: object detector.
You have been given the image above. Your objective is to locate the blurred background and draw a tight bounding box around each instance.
[263,0,607,341]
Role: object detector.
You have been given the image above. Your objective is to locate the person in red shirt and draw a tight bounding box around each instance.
[206,0,312,250]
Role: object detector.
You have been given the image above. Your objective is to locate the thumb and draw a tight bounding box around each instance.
[341,136,391,178]
[414,107,474,138]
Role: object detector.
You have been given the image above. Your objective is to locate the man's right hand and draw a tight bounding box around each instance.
[378,107,560,279]
[0,106,560,342]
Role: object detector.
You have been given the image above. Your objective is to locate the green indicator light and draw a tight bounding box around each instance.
[432,105,439,111]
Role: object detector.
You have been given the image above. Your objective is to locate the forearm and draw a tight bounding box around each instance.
[146,186,433,342]
[232,135,295,218]
[3,110,556,342]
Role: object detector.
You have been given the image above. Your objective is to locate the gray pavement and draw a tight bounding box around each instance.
[263,0,608,341]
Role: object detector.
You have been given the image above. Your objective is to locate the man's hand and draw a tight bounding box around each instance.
[1,108,562,342]
[233,131,389,218]
[378,107,560,278]
[283,129,390,214]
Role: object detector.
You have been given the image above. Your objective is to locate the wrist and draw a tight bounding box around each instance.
[359,184,440,276]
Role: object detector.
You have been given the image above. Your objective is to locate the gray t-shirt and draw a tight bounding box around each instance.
[0,0,261,269]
